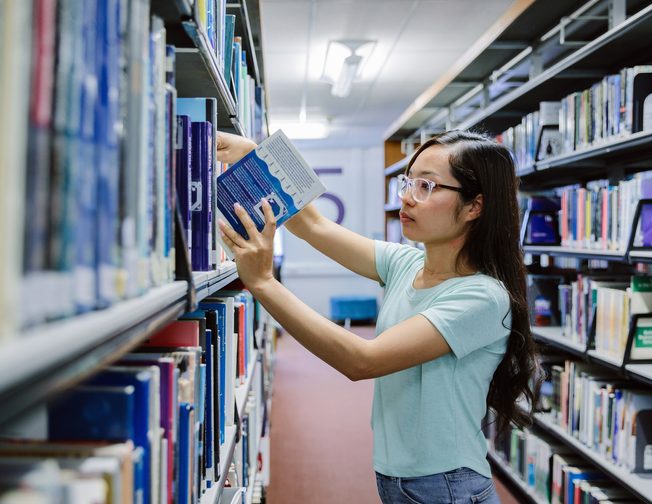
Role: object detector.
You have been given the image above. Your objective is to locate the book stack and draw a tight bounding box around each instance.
[547,359,652,474]
[556,171,652,253]
[489,423,639,503]
[559,65,652,153]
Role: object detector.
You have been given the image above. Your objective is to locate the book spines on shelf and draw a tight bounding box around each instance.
[2,0,181,334]
[0,289,274,502]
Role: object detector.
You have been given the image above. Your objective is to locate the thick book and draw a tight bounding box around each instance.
[190,121,213,271]
[215,130,326,258]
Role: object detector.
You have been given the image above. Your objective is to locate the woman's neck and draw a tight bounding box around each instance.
[421,240,476,279]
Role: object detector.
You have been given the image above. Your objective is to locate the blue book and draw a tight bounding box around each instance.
[223,15,235,96]
[177,402,194,504]
[75,0,100,312]
[198,362,206,493]
[202,328,214,475]
[199,302,226,447]
[48,385,135,441]
[214,131,326,258]
[178,98,218,268]
[233,39,242,104]
[88,368,153,504]
[190,121,212,271]
[175,115,192,251]
[95,0,121,308]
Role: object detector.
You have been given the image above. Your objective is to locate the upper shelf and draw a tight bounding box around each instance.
[176,21,239,130]
[385,0,652,141]
[384,131,652,195]
[151,0,260,136]
[227,1,263,87]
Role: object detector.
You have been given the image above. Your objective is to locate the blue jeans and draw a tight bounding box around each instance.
[375,467,501,504]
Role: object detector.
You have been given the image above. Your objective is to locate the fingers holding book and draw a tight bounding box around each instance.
[219,199,277,292]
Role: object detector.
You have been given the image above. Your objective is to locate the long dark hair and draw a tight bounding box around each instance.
[407,129,540,435]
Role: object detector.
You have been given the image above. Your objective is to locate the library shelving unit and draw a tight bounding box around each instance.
[0,0,273,503]
[383,0,652,502]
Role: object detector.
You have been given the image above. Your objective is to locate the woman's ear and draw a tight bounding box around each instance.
[466,194,483,222]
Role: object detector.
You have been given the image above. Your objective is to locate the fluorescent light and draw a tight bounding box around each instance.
[321,40,376,98]
[269,120,330,140]
[331,54,362,98]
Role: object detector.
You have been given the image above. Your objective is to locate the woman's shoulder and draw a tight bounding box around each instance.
[447,273,510,306]
[376,240,423,267]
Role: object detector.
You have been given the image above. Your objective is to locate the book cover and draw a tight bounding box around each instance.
[215,130,326,258]
[48,385,135,441]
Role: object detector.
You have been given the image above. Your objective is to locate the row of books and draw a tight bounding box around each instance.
[176,99,226,272]
[0,0,179,334]
[559,65,652,154]
[0,0,270,342]
[489,425,637,503]
[0,289,265,504]
[547,359,652,474]
[496,66,652,172]
[556,170,652,252]
[497,102,559,171]
[554,274,652,362]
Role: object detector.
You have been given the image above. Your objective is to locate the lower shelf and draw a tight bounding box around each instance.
[487,450,547,504]
[533,412,652,503]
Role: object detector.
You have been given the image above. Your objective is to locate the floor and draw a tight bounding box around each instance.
[266,326,520,504]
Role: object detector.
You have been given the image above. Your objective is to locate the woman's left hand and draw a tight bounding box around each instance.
[219,199,276,292]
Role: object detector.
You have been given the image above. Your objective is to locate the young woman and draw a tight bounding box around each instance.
[216,130,539,504]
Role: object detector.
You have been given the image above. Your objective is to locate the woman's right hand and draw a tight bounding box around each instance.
[215,131,257,164]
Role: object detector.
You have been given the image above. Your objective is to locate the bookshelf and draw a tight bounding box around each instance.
[533,412,652,503]
[383,0,652,501]
[0,0,274,502]
[486,449,547,504]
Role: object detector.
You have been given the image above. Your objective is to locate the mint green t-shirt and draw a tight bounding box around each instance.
[372,240,511,478]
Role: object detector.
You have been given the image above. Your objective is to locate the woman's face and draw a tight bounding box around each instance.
[399,145,473,246]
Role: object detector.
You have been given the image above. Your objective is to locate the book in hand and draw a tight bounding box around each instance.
[215,130,326,258]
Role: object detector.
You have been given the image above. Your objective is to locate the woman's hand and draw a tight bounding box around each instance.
[215,131,257,164]
[219,199,276,293]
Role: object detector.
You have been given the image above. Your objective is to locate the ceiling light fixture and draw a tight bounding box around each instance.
[321,39,376,98]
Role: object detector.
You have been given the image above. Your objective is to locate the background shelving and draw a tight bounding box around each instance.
[383,0,652,501]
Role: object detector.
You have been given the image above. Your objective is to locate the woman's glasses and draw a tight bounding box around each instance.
[397,174,465,203]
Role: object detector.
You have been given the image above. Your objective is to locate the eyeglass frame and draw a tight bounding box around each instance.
[396,173,466,202]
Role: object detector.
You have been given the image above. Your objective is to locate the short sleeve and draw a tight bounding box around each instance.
[374,240,420,288]
[420,279,511,359]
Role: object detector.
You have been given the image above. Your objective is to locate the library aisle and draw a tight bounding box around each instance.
[266,326,519,504]
[266,326,377,503]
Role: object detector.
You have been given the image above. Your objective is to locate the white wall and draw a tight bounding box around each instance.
[280,146,385,317]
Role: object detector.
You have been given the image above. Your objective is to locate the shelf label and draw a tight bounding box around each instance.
[635,325,652,348]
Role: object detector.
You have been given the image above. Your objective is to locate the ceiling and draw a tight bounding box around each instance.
[259,0,516,149]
